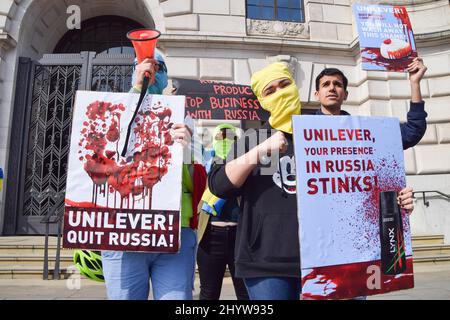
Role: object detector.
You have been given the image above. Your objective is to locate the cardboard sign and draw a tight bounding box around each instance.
[172,78,269,121]
[63,91,185,253]
[293,115,414,299]
[353,4,417,72]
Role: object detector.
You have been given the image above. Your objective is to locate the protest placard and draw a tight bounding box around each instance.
[293,115,414,299]
[63,91,185,252]
[172,78,269,121]
[353,3,417,72]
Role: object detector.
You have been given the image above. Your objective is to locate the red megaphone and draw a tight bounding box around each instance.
[127,29,161,64]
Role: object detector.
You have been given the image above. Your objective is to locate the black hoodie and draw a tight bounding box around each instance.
[208,123,300,279]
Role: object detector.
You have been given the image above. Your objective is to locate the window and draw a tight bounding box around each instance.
[54,16,144,54]
[246,0,304,23]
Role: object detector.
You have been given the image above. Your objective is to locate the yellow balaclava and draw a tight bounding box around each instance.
[251,62,301,134]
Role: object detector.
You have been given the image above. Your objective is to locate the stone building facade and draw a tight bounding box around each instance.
[0,1,449,240]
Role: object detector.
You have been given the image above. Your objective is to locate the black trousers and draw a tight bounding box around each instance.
[197,224,249,300]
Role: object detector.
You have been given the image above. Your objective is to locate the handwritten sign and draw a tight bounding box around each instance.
[172,78,269,121]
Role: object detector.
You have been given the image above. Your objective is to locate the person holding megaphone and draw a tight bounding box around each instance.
[101,30,205,300]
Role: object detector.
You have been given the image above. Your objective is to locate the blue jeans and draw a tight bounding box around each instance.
[102,227,197,300]
[244,277,301,300]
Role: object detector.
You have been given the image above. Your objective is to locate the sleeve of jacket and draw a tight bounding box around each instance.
[207,134,251,199]
[400,101,427,150]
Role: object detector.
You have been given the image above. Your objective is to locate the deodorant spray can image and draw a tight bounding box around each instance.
[379,190,407,275]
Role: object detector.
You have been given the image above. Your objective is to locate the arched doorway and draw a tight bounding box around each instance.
[53,15,144,93]
[54,15,143,54]
[4,15,144,235]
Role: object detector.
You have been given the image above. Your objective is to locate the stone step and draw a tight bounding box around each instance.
[0,236,71,255]
[412,255,450,273]
[0,244,74,255]
[413,254,450,263]
[0,266,76,280]
[412,244,450,257]
[411,235,445,246]
[0,265,209,280]
[0,236,59,245]
[0,254,74,267]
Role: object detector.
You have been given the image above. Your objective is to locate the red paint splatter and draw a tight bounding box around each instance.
[106,120,120,142]
[393,7,412,31]
[360,158,406,224]
[65,199,109,209]
[301,257,414,300]
[329,156,410,258]
[348,157,410,257]
[361,48,416,72]
[105,150,115,159]
[78,100,174,210]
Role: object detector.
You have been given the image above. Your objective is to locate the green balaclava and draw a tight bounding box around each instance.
[212,124,237,160]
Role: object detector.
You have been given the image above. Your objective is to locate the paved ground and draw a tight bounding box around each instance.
[1,268,450,300]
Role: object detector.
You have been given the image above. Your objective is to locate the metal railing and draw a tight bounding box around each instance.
[40,194,65,280]
[413,190,450,207]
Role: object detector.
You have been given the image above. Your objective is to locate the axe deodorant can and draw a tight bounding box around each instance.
[379,190,407,275]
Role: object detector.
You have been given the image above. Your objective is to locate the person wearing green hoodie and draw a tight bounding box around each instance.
[196,124,249,300]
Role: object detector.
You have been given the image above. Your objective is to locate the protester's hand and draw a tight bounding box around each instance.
[171,123,192,148]
[407,57,427,84]
[398,187,414,215]
[258,131,288,159]
[133,58,159,88]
